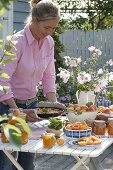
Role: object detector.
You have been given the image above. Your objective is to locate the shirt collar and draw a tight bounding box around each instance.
[25,25,35,45]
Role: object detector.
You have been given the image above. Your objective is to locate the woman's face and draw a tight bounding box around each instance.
[30,18,59,41]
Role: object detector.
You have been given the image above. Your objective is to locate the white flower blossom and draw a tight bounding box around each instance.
[69,57,81,67]
[88,46,96,52]
[106,59,113,66]
[88,46,102,56]
[0,85,3,91]
[77,72,91,84]
[97,68,103,75]
[94,49,102,56]
[57,69,70,83]
[84,73,91,82]
[94,78,108,93]
[109,72,113,82]
[64,56,71,66]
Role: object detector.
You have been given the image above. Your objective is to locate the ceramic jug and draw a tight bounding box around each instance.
[76,90,96,105]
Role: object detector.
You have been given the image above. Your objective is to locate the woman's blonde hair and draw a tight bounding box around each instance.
[26,0,60,24]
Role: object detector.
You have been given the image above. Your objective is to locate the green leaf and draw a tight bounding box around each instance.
[3,124,22,135]
[1,58,16,65]
[0,24,3,30]
[0,7,4,16]
[86,102,93,107]
[0,116,8,122]
[8,129,22,147]
[11,40,18,45]
[3,124,22,147]
[4,51,16,56]
[76,111,83,115]
[0,39,4,43]
[0,73,10,79]
[5,44,12,51]
[48,118,62,130]
[11,117,32,136]
[0,44,3,49]
[3,86,9,93]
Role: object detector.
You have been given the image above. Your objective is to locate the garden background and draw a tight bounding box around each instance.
[1,0,113,104]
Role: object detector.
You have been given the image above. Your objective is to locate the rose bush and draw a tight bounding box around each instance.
[57,46,113,103]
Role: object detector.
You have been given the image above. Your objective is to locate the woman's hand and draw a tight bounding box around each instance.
[23,109,43,122]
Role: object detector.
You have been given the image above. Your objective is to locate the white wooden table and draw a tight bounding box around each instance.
[1,134,113,170]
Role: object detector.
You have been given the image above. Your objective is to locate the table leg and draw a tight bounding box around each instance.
[3,150,24,170]
[70,156,90,170]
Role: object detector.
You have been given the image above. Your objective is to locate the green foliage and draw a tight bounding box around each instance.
[53,20,67,73]
[106,91,113,104]
[0,0,15,10]
[0,73,10,79]
[48,117,63,130]
[57,0,113,30]
[0,33,17,93]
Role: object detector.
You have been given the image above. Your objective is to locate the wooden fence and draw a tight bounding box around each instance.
[59,28,113,65]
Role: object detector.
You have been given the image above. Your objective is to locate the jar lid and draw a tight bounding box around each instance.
[43,133,55,137]
[94,120,105,125]
[108,117,113,121]
[94,120,105,123]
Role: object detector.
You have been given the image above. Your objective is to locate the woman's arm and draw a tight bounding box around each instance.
[3,98,18,108]
[46,92,57,102]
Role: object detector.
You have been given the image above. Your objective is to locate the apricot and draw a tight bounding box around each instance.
[80,105,88,111]
[13,109,20,116]
[77,141,87,146]
[46,129,54,133]
[87,140,93,145]
[56,138,65,145]
[54,131,61,138]
[93,140,101,145]
[103,108,111,114]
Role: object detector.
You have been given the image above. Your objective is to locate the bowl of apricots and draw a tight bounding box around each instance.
[65,122,92,139]
[66,103,97,123]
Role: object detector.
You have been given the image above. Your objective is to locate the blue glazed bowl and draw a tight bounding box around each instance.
[65,128,92,139]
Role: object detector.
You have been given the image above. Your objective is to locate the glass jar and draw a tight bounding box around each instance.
[86,119,94,133]
[42,133,56,149]
[108,118,113,135]
[93,120,106,135]
[16,123,28,145]
[1,125,9,143]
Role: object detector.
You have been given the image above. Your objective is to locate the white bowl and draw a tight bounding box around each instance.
[65,128,92,139]
[66,110,97,123]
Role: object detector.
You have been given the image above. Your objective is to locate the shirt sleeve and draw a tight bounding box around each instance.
[42,44,56,95]
[0,37,22,102]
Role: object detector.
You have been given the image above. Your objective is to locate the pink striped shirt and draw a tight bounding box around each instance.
[0,26,56,101]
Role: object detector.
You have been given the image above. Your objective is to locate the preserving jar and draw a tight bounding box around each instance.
[108,118,113,135]
[16,123,28,145]
[42,133,56,149]
[93,120,106,135]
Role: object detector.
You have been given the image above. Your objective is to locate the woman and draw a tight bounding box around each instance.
[0,0,60,169]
